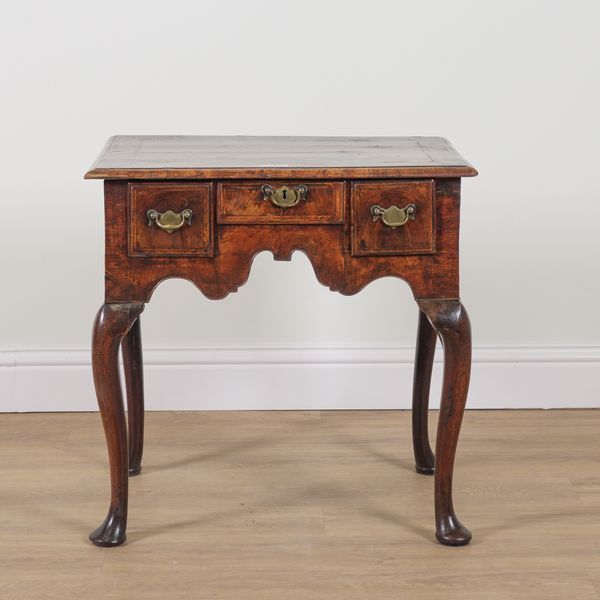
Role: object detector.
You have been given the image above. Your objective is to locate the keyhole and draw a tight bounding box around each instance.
[282,189,287,200]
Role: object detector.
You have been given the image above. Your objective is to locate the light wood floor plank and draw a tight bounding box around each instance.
[0,409,598,599]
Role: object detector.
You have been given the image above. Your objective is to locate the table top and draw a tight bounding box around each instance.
[85,136,477,180]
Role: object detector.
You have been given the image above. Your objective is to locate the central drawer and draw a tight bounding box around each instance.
[217,181,345,224]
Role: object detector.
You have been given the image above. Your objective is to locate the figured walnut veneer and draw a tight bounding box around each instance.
[85,135,477,180]
[105,178,460,302]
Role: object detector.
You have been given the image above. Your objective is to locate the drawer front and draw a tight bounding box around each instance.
[351,180,435,256]
[217,181,345,224]
[128,182,213,257]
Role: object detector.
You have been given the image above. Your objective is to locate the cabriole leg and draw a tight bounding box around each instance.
[122,317,145,476]
[89,302,145,547]
[417,299,472,547]
[412,309,437,475]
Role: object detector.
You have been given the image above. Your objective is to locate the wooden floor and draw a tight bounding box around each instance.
[1,410,599,599]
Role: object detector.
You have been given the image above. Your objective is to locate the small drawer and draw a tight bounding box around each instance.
[351,180,435,256]
[128,182,213,257]
[217,181,345,224]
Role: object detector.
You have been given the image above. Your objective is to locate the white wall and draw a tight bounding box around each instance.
[1,1,599,409]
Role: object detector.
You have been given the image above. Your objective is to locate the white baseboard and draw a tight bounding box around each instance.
[0,346,599,412]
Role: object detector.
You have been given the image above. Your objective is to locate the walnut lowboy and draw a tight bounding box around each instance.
[85,135,477,547]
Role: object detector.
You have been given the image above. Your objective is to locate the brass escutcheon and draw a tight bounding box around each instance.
[371,204,416,228]
[261,184,308,209]
[147,208,193,233]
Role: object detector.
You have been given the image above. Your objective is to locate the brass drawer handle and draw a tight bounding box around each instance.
[371,204,416,228]
[261,184,308,209]
[147,209,193,233]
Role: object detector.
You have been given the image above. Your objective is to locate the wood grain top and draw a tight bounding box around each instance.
[85,136,477,180]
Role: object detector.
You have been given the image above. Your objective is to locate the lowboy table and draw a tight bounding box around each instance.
[85,135,477,547]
